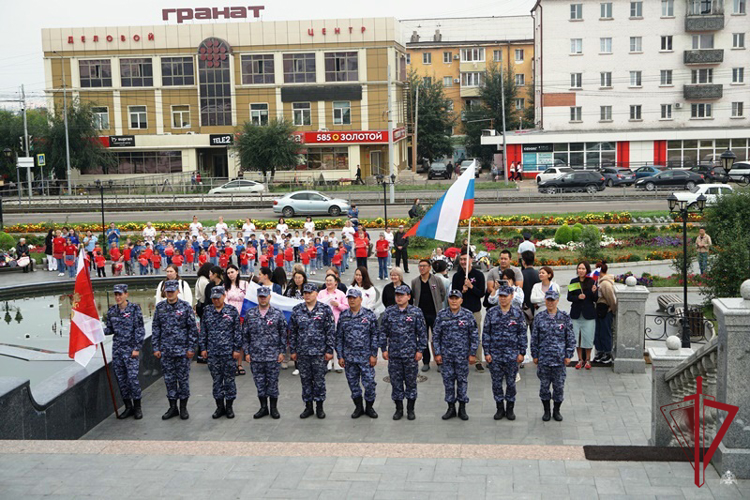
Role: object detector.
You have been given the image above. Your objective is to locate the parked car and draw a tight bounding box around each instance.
[537,171,606,194]
[536,166,574,183]
[459,159,481,178]
[727,162,750,185]
[600,167,636,187]
[672,184,733,208]
[634,165,666,179]
[208,179,265,195]
[689,165,730,184]
[428,162,451,180]
[635,170,704,191]
[272,191,350,217]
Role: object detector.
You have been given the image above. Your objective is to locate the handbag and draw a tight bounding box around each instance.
[16,256,30,268]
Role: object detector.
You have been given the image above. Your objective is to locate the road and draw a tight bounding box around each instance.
[3,199,667,224]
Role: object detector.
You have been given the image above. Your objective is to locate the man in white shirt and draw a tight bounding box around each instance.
[215,216,229,241]
[517,233,536,258]
[189,216,203,237]
[142,222,156,244]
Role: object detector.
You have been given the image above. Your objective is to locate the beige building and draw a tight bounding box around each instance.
[41,17,408,181]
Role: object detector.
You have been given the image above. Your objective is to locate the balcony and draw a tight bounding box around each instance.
[685,15,724,31]
[683,49,723,64]
[683,84,723,100]
[459,86,481,98]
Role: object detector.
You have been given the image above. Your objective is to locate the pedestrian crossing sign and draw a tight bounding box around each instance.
[37,154,45,167]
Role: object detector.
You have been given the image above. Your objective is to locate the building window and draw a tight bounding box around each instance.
[630,71,642,87]
[630,1,643,17]
[460,48,485,62]
[570,106,582,121]
[692,34,715,49]
[198,38,232,127]
[571,3,583,19]
[515,49,524,61]
[171,105,190,128]
[91,107,109,129]
[162,57,195,86]
[660,69,673,85]
[570,38,583,54]
[120,58,153,87]
[570,73,582,88]
[662,0,675,16]
[661,104,673,119]
[79,59,112,88]
[241,54,274,85]
[630,37,643,52]
[600,105,612,120]
[732,102,744,117]
[423,53,432,64]
[733,33,746,48]
[493,50,502,62]
[601,2,613,18]
[250,103,269,126]
[406,54,411,65]
[515,98,525,110]
[600,37,612,53]
[423,76,432,86]
[733,67,746,83]
[300,146,349,171]
[292,102,311,126]
[332,101,351,125]
[691,103,712,118]
[630,105,642,120]
[515,74,525,86]
[443,51,452,63]
[128,105,147,129]
[691,68,713,83]
[461,72,485,87]
[689,0,719,15]
[283,53,316,83]
[600,72,612,87]
[661,36,673,51]
[325,52,358,82]
[735,0,747,14]
[443,76,453,87]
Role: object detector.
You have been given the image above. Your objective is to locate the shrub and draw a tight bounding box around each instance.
[571,226,582,242]
[409,236,429,248]
[554,224,573,245]
[0,232,16,250]
[578,225,602,262]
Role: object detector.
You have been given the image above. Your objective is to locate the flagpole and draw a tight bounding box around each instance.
[100,342,120,418]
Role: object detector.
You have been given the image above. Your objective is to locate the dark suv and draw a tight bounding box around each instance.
[427,162,451,180]
[538,171,606,194]
[690,165,729,184]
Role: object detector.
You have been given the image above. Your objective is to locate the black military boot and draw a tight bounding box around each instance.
[351,397,364,419]
[494,401,505,420]
[406,399,416,420]
[118,399,134,419]
[316,401,326,419]
[254,397,269,419]
[458,402,469,421]
[552,401,563,422]
[542,400,551,422]
[225,400,235,419]
[393,400,404,421]
[269,398,280,419]
[442,403,456,420]
[179,398,190,420]
[300,401,314,419]
[132,399,143,420]
[505,402,516,421]
[212,399,226,419]
[364,400,378,419]
[162,399,179,420]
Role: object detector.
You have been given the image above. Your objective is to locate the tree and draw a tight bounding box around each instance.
[407,71,454,163]
[0,109,51,182]
[236,118,300,181]
[522,76,535,129]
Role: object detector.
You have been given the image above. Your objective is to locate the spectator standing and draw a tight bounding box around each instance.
[215,216,229,241]
[258,266,282,295]
[276,218,289,235]
[407,199,421,219]
[44,229,55,272]
[567,261,598,370]
[351,266,377,311]
[376,233,389,280]
[411,259,446,372]
[353,227,369,268]
[155,264,194,305]
[696,228,712,275]
[384,227,394,268]
[530,266,561,315]
[394,225,410,273]
[142,222,156,244]
[431,260,452,308]
[242,218,256,242]
[317,274,348,373]
[452,250,486,372]
[224,264,249,376]
[382,267,409,308]
[285,270,307,300]
[53,230,66,276]
[83,231,97,270]
[189,216,203,237]
[518,233,536,257]
[520,251,541,326]
[594,262,617,365]
[106,223,121,248]
[304,217,315,236]
[194,262,213,322]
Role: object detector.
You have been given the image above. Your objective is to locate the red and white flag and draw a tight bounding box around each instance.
[68,251,105,366]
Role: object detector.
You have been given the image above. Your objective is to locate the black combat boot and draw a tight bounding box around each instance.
[542,400,551,422]
[351,397,364,419]
[118,399,134,419]
[212,399,226,419]
[179,398,190,420]
[132,399,143,420]
[494,401,505,420]
[254,397,269,419]
[315,401,326,419]
[505,402,516,421]
[269,398,280,419]
[225,399,235,419]
[442,403,457,420]
[406,399,416,420]
[364,400,378,418]
[458,402,469,421]
[393,400,404,421]
[552,401,563,422]
[300,401,314,419]
[162,399,179,420]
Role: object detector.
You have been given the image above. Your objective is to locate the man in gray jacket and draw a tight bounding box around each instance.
[411,259,446,372]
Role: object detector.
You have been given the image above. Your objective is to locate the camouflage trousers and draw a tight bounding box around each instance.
[537,364,566,402]
[488,361,519,402]
[344,361,376,401]
[297,355,327,402]
[208,355,237,400]
[440,357,469,404]
[161,356,190,400]
[388,357,418,401]
[112,349,141,400]
[251,360,280,398]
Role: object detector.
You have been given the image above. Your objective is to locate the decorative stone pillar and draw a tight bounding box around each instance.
[613,277,650,373]
[648,338,693,446]
[712,280,750,479]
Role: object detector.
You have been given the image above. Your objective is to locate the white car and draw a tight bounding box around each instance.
[536,166,574,183]
[728,162,750,185]
[672,184,733,207]
[208,179,266,195]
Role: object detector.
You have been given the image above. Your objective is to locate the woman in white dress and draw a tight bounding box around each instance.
[155,264,193,305]
[529,265,561,315]
[350,266,377,310]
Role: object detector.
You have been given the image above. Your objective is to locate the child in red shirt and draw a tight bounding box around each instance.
[95,252,107,277]
[109,244,121,263]
[246,246,256,273]
[171,251,184,269]
[300,244,311,275]
[376,234,390,280]
[283,243,294,273]
[138,252,150,276]
[219,253,229,269]
[198,249,208,266]
[331,245,343,274]
[259,253,270,268]
[165,244,175,265]
[208,242,218,266]
[274,251,284,271]
[151,252,162,274]
[184,246,195,271]
[239,249,249,274]
[63,239,78,278]
[308,244,317,275]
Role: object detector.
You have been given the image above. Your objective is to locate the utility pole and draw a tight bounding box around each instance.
[499,65,508,186]
[21,85,31,200]
[61,54,72,195]
[387,64,395,203]
[411,84,419,177]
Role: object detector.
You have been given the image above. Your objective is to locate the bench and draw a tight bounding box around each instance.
[657,294,681,316]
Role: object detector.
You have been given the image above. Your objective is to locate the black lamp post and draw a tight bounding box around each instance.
[1,148,12,230]
[720,149,736,178]
[376,173,397,230]
[667,192,707,348]
[94,180,106,246]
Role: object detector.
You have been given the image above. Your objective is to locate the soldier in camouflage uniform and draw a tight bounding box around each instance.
[433,289,479,421]
[243,286,287,419]
[289,282,335,419]
[104,284,146,420]
[336,288,380,419]
[483,285,527,421]
[379,284,427,421]
[152,280,198,420]
[200,286,242,419]
[531,289,576,422]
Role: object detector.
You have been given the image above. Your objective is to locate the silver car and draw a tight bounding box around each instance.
[272,191,350,217]
[208,179,266,195]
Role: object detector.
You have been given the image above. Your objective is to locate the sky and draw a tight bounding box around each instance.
[0,0,536,108]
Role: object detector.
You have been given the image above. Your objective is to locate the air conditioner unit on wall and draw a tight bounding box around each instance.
[453,54,460,60]
[674,103,683,109]
[454,78,460,83]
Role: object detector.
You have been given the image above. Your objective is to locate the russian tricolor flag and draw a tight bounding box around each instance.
[241,281,301,320]
[587,268,601,282]
[405,161,476,243]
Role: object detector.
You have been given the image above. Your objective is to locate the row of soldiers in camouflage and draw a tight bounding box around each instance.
[104,279,576,422]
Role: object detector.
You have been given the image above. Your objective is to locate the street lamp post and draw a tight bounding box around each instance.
[0,148,12,230]
[719,149,741,275]
[95,180,106,246]
[667,192,707,348]
[376,174,397,230]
